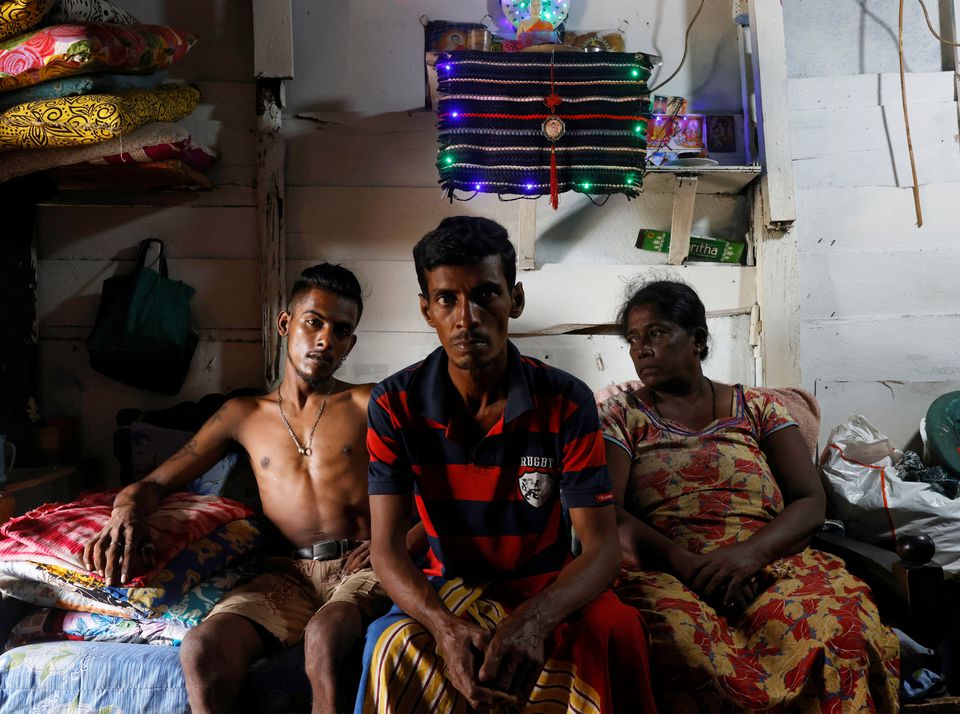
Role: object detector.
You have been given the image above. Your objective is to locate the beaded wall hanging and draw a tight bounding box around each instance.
[435,50,652,208]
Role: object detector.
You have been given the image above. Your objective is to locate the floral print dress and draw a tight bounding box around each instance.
[598,384,899,714]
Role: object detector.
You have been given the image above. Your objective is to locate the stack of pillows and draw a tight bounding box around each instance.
[0,410,266,649]
[0,487,264,648]
[0,0,218,182]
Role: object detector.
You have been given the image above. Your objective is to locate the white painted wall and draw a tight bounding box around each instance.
[782,1,960,451]
[287,0,745,114]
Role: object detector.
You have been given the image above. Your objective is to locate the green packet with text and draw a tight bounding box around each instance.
[636,229,745,264]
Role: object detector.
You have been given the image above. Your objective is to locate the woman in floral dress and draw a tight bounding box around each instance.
[598,280,899,713]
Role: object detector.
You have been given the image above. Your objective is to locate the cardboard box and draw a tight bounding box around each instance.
[636,229,745,264]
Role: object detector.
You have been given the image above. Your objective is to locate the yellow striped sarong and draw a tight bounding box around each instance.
[357,577,656,713]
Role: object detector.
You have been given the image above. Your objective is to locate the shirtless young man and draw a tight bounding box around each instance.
[82,263,391,714]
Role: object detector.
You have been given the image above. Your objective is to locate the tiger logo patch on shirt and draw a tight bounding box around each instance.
[519,471,556,507]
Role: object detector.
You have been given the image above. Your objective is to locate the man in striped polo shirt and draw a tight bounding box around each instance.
[356,217,655,713]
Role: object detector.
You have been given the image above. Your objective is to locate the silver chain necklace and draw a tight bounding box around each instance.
[277,379,336,457]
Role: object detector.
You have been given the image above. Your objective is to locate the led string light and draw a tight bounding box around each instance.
[437,53,650,204]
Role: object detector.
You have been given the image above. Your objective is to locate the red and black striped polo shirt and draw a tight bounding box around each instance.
[367,341,613,602]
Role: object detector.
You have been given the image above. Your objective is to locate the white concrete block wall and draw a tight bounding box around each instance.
[783,2,960,450]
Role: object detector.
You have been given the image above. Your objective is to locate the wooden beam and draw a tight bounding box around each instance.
[749,0,797,226]
[287,260,757,335]
[733,3,756,165]
[517,200,536,270]
[253,0,294,79]
[0,178,40,433]
[667,175,698,265]
[257,80,286,388]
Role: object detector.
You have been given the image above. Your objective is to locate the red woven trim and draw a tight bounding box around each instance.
[460,113,648,121]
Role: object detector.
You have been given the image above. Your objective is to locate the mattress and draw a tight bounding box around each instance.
[0,641,188,713]
[0,638,313,713]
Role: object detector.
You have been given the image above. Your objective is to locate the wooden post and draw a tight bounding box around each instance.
[734,9,756,165]
[257,81,286,388]
[752,184,801,387]
[667,175,698,265]
[749,0,797,227]
[517,200,537,271]
[750,302,763,387]
[943,0,959,127]
[253,0,294,388]
[253,0,294,80]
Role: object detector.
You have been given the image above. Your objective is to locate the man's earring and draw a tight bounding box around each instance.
[341,356,347,362]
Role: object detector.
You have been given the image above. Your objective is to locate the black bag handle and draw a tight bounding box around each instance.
[132,238,168,279]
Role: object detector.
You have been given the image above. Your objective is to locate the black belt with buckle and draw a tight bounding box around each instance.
[294,539,364,561]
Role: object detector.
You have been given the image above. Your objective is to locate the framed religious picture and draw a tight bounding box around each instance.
[705,114,747,164]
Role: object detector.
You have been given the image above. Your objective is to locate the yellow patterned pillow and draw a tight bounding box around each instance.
[0,83,200,150]
[0,0,54,41]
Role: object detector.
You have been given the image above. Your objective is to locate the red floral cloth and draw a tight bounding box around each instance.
[0,23,195,92]
[0,490,252,586]
[85,129,217,171]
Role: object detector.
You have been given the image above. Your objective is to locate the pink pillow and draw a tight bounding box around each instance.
[0,23,196,92]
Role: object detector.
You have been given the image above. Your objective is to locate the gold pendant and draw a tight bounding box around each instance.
[542,115,565,141]
[299,447,311,456]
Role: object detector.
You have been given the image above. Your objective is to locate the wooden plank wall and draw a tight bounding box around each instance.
[284,0,747,116]
[279,1,758,406]
[282,109,757,396]
[35,3,261,483]
[34,1,759,482]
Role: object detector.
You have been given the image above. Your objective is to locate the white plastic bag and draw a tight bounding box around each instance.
[819,414,960,577]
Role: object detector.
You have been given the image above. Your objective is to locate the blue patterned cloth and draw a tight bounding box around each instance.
[0,71,168,113]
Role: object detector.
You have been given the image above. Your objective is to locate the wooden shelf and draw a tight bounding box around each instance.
[643,165,762,194]
[642,166,762,264]
[1,463,79,494]
[515,165,761,269]
[0,463,81,523]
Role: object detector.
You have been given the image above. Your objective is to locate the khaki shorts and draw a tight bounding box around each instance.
[207,556,390,648]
